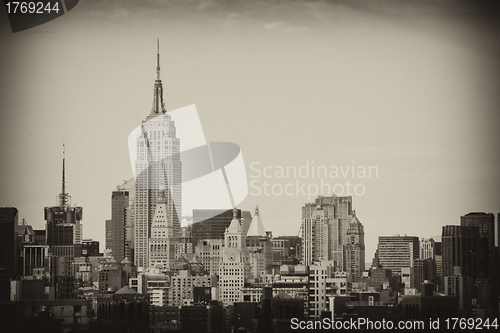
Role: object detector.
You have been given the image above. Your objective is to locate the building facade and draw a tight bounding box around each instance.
[106,190,130,263]
[148,192,178,270]
[133,45,181,268]
[0,207,18,301]
[345,217,365,280]
[441,225,480,281]
[419,238,435,260]
[219,209,250,305]
[302,195,364,274]
[377,235,419,275]
[246,206,272,281]
[169,270,213,306]
[195,239,223,276]
[45,150,83,248]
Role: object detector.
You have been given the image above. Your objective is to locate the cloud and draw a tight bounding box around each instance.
[197,0,218,10]
[264,21,286,31]
[109,8,130,19]
[285,26,313,34]
[264,21,312,34]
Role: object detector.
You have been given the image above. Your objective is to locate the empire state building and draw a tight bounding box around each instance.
[133,41,182,268]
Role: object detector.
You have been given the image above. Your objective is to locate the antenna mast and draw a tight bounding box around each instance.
[59,140,68,207]
[157,38,160,80]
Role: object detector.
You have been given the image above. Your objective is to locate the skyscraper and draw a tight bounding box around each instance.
[44,146,83,247]
[377,235,419,275]
[148,191,177,270]
[460,212,494,277]
[434,242,443,291]
[345,216,365,280]
[441,225,480,281]
[133,41,182,268]
[43,149,83,300]
[419,238,435,260]
[302,199,331,265]
[460,213,494,244]
[219,208,250,305]
[195,238,224,276]
[443,221,496,315]
[301,195,363,272]
[246,206,272,280]
[106,187,131,262]
[411,258,436,292]
[0,207,18,301]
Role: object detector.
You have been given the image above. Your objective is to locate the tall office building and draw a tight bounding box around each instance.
[309,262,335,319]
[445,220,496,316]
[176,224,194,261]
[302,195,363,271]
[345,216,365,280]
[377,235,419,275]
[148,191,177,270]
[33,230,46,245]
[411,258,436,292]
[22,245,50,276]
[45,147,83,247]
[272,236,302,264]
[460,212,495,277]
[419,238,435,260]
[219,208,250,305]
[82,239,99,256]
[118,179,135,260]
[0,207,18,301]
[44,150,84,300]
[133,42,181,268]
[106,186,132,262]
[246,206,272,280]
[169,271,214,306]
[434,242,443,291]
[16,217,49,278]
[441,225,480,281]
[241,210,252,236]
[302,200,331,265]
[16,218,35,245]
[444,268,474,317]
[460,212,495,249]
[195,239,224,276]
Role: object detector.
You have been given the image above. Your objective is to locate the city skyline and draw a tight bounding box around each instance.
[1,1,500,262]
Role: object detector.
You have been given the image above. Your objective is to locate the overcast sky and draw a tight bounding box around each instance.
[1,0,499,260]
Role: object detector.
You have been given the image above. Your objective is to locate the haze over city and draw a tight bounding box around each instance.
[1,0,500,262]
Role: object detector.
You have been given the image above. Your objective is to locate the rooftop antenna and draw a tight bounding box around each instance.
[151,38,166,114]
[59,139,68,207]
[157,38,160,80]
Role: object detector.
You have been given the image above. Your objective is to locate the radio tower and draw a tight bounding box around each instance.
[59,141,69,207]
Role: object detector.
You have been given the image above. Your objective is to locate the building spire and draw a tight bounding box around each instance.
[247,205,266,237]
[59,140,68,207]
[151,38,165,115]
[157,38,160,80]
